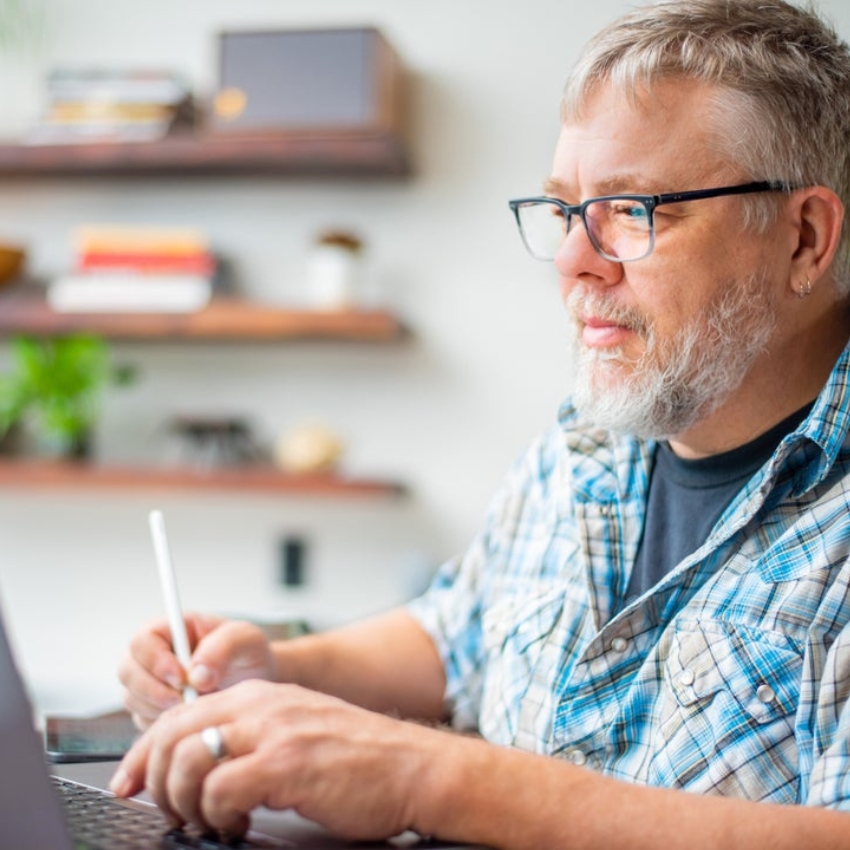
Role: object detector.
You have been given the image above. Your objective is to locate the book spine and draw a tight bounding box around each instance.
[74,226,209,256]
[48,275,212,313]
[47,102,176,123]
[77,252,216,276]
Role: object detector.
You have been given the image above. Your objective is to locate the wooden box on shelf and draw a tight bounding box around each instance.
[211,28,403,137]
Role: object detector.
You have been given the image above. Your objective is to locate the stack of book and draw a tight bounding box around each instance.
[26,69,193,146]
[48,225,216,313]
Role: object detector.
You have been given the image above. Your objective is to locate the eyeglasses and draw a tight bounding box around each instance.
[508,181,795,263]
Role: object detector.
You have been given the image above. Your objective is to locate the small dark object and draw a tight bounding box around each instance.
[280,536,305,587]
[170,415,262,468]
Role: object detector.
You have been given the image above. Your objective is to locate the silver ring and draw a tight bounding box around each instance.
[199,725,228,761]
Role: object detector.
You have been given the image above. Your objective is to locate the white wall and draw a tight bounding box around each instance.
[0,0,848,713]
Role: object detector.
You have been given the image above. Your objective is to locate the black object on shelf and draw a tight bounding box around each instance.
[169,415,263,468]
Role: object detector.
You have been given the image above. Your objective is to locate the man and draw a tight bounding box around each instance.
[114,0,850,846]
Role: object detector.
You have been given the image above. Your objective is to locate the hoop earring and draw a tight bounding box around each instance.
[797,277,813,299]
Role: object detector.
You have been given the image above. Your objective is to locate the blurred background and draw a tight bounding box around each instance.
[0,0,846,714]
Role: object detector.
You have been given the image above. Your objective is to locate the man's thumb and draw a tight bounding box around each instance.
[188,662,218,693]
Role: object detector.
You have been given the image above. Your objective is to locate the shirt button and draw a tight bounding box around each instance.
[678,668,696,687]
[566,748,587,766]
[756,683,776,704]
[610,636,628,653]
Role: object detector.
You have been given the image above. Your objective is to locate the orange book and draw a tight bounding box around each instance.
[77,251,216,276]
[73,225,209,258]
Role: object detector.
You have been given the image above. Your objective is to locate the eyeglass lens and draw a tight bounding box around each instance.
[518,198,653,262]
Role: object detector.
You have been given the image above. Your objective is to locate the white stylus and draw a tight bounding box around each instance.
[148,509,197,702]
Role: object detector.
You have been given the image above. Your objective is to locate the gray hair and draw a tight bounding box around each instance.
[562,0,850,294]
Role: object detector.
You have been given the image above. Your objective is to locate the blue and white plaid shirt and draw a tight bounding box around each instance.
[408,341,850,808]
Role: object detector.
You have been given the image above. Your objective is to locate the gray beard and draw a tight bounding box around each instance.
[566,273,778,440]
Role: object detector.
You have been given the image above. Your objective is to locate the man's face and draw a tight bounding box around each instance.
[550,79,788,440]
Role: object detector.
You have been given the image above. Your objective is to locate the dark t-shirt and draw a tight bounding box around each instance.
[624,402,814,606]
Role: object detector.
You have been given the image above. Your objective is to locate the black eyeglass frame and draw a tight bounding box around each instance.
[508,180,796,262]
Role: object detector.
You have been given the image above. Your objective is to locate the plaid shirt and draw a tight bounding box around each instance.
[408,341,850,807]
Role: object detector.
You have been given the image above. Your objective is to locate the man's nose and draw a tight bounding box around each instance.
[553,222,623,284]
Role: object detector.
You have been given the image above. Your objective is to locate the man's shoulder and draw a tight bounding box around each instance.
[509,402,652,498]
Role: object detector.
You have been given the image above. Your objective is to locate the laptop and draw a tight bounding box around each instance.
[0,598,487,849]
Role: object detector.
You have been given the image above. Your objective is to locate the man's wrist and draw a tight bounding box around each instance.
[269,633,317,686]
[410,728,500,844]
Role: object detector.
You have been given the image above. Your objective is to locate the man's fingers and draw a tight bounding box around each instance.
[119,628,189,705]
[112,702,199,808]
[184,624,241,693]
[110,724,155,798]
[119,657,183,729]
[113,691,240,804]
[188,620,271,692]
[165,731,223,829]
[143,703,211,822]
[129,710,154,732]
[114,682,296,834]
[199,753,276,838]
[120,665,182,722]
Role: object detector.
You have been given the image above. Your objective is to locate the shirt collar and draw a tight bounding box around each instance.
[767,338,850,497]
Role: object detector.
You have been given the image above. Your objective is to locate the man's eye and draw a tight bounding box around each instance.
[610,202,648,219]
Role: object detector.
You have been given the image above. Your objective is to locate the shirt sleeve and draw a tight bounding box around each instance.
[406,547,488,730]
[406,427,563,730]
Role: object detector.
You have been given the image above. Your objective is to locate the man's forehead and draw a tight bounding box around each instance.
[550,80,732,197]
[568,75,717,128]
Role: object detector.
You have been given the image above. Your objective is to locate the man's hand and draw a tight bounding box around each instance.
[110,680,443,841]
[111,674,850,850]
[118,615,275,729]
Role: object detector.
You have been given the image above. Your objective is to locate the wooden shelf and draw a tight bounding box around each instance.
[0,30,410,178]
[0,458,406,497]
[0,292,408,342]
[0,129,411,178]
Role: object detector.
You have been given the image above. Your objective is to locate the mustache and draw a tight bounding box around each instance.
[565,286,651,337]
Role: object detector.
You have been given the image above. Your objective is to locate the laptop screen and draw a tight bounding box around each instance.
[0,597,72,849]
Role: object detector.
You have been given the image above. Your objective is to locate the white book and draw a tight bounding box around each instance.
[46,70,189,106]
[47,274,212,313]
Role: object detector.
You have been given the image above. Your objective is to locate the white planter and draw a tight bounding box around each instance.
[306,245,361,309]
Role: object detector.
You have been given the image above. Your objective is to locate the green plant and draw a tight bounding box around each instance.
[0,334,135,458]
[0,0,45,54]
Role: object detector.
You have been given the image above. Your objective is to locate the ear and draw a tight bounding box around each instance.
[788,186,844,291]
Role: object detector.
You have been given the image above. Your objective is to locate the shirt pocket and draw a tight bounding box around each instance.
[479,584,565,744]
[651,619,801,803]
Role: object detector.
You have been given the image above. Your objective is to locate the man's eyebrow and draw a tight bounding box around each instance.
[542,177,573,197]
[543,174,671,198]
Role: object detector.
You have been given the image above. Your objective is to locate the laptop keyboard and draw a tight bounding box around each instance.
[53,775,263,848]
